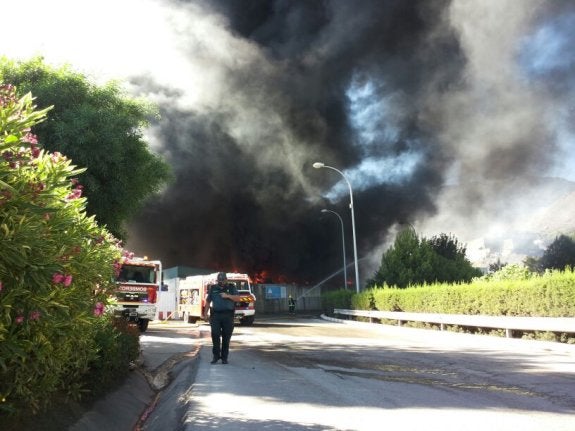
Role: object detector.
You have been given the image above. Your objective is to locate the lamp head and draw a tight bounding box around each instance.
[312,162,325,169]
[321,209,328,213]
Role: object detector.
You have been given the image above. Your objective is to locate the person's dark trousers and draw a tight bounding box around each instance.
[210,310,235,361]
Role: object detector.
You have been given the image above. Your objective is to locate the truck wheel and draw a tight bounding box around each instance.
[138,319,149,332]
[241,316,255,326]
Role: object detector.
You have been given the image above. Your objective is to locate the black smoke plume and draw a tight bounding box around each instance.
[125,0,575,283]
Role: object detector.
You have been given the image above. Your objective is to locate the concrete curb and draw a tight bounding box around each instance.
[69,370,155,431]
[140,356,200,431]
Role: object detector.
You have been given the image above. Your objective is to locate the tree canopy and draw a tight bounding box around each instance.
[370,229,482,288]
[529,234,575,272]
[0,56,172,239]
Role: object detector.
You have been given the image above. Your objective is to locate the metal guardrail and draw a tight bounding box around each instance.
[333,309,575,338]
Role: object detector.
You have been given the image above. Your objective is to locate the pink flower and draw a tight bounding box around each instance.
[66,186,83,200]
[23,132,38,145]
[0,84,16,106]
[52,272,72,286]
[15,315,24,324]
[52,273,65,284]
[31,145,40,158]
[113,260,122,276]
[93,302,105,317]
[29,311,41,321]
[50,152,64,163]
[0,281,3,292]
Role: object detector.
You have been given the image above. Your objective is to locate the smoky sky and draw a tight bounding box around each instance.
[119,0,575,283]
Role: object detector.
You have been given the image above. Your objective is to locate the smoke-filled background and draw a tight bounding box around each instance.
[3,0,575,284]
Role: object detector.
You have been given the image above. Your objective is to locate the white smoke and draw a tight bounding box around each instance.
[418,0,575,267]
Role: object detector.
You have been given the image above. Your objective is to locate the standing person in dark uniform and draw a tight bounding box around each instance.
[202,272,242,364]
[288,295,296,315]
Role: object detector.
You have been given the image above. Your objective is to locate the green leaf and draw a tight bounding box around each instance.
[4,134,19,144]
[0,179,16,192]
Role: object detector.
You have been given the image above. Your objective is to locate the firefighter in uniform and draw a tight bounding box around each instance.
[203,272,242,364]
[288,295,296,314]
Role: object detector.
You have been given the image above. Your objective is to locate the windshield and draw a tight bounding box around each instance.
[231,280,251,291]
[116,264,156,283]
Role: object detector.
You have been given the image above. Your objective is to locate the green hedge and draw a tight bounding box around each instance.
[321,289,354,313]
[321,268,575,343]
[354,268,575,317]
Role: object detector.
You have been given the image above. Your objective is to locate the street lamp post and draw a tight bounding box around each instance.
[321,209,347,290]
[313,162,360,293]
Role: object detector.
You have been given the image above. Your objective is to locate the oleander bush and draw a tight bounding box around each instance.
[0,84,138,422]
[84,315,141,398]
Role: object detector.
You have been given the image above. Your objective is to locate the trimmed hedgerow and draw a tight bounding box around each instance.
[326,267,574,342]
[366,268,575,317]
[321,289,354,314]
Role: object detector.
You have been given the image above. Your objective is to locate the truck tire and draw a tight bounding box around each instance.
[184,313,198,324]
[240,316,255,326]
[138,319,149,332]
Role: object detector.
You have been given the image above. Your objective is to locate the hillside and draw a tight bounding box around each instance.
[423,177,575,269]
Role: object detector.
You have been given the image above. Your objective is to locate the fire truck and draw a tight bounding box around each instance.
[178,272,256,326]
[112,257,162,332]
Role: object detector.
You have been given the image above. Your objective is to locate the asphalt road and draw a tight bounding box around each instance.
[72,314,575,430]
[152,315,575,430]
